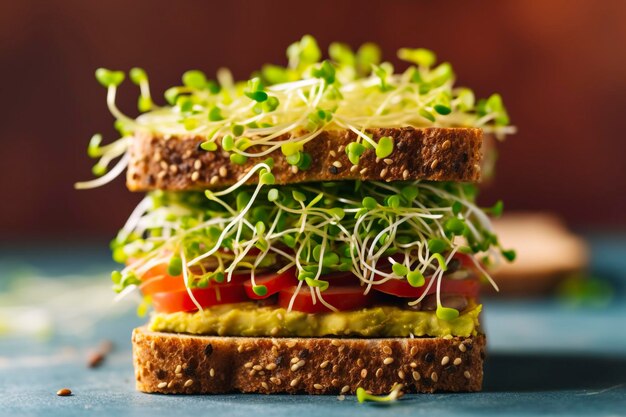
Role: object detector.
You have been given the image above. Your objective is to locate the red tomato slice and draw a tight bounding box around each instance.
[278,285,373,313]
[243,268,297,299]
[372,275,479,298]
[136,261,250,296]
[138,263,186,295]
[151,283,248,313]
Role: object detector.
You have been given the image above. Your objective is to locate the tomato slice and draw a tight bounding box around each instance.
[151,283,248,313]
[243,268,297,299]
[138,262,187,295]
[278,285,373,313]
[372,275,480,298]
[136,261,251,296]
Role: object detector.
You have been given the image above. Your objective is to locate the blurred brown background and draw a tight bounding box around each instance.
[1,0,625,243]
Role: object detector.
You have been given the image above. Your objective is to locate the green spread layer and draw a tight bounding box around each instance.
[149,303,482,338]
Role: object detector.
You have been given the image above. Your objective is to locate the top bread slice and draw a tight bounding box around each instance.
[126,127,483,191]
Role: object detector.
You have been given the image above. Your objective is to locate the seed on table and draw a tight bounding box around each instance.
[56,388,72,396]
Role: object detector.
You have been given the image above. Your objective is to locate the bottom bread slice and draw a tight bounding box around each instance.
[132,327,485,394]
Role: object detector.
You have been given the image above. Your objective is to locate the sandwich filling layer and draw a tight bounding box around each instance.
[111,179,509,322]
[149,302,481,337]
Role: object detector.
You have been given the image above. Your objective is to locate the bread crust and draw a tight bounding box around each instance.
[132,327,485,394]
[126,127,482,191]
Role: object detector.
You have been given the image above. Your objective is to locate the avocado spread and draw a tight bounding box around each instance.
[149,303,482,338]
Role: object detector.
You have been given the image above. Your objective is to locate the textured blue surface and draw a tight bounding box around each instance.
[1,236,625,417]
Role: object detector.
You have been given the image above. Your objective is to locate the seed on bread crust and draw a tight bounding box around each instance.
[132,328,485,394]
[127,127,483,192]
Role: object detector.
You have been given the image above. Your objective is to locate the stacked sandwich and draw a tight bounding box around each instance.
[77,36,514,395]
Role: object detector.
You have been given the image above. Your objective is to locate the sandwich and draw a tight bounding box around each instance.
[76,35,514,395]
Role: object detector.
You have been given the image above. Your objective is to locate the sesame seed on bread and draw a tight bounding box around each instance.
[132,327,485,394]
[126,127,483,192]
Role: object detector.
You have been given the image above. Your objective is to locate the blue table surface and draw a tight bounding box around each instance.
[1,234,625,417]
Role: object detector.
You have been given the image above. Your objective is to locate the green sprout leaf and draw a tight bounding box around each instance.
[456,88,475,111]
[200,141,217,151]
[87,134,103,158]
[432,253,448,272]
[286,151,302,165]
[245,90,268,102]
[260,172,275,185]
[362,196,377,210]
[129,67,147,85]
[346,142,366,165]
[208,106,223,121]
[486,93,510,125]
[392,263,408,277]
[501,249,516,262]
[375,136,394,158]
[95,68,125,88]
[281,142,303,157]
[167,256,183,276]
[252,285,268,296]
[356,384,403,403]
[111,270,122,284]
[398,48,436,68]
[296,152,312,170]
[490,200,504,217]
[287,34,321,68]
[164,87,179,105]
[268,188,280,202]
[419,108,436,122]
[437,306,459,321]
[329,42,355,65]
[356,42,381,75]
[292,190,306,202]
[407,269,425,287]
[305,278,329,291]
[444,218,465,235]
[182,70,208,89]
[231,124,245,136]
[230,153,248,165]
[434,104,451,115]
[222,135,235,151]
[312,60,336,85]
[428,238,448,254]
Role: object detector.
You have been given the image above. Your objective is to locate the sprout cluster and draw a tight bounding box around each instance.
[76,35,513,189]
[112,163,513,315]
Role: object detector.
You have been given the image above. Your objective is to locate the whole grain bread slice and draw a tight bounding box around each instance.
[126,127,482,191]
[132,327,485,394]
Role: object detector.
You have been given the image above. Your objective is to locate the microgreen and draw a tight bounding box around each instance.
[436,306,459,321]
[375,136,394,159]
[95,68,125,88]
[182,70,208,89]
[398,47,436,68]
[356,384,403,403]
[252,285,268,296]
[113,179,505,314]
[407,269,425,287]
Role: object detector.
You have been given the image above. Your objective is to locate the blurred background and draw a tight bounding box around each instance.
[1,0,625,244]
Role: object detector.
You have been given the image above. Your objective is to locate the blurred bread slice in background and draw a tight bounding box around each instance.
[489,212,589,296]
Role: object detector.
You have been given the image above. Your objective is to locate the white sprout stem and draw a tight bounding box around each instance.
[435,247,460,309]
[74,152,130,189]
[287,280,304,313]
[116,196,153,243]
[210,163,270,197]
[113,283,139,303]
[181,248,203,312]
[315,287,338,312]
[188,179,265,266]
